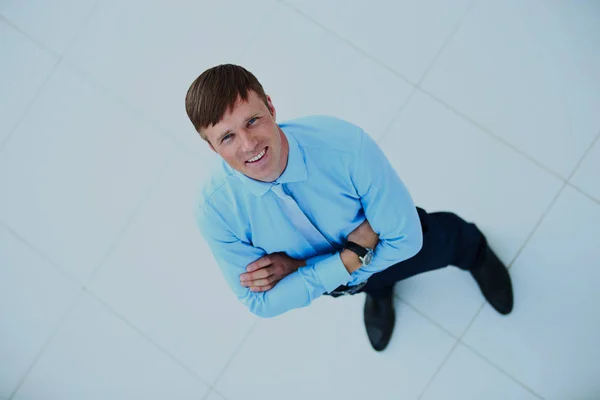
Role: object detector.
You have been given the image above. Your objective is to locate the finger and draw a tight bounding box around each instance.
[250,284,275,292]
[246,255,272,272]
[241,272,273,287]
[241,274,273,287]
[251,267,272,280]
[240,266,273,283]
[251,277,273,287]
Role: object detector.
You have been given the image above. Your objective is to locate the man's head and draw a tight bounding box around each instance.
[185,64,288,183]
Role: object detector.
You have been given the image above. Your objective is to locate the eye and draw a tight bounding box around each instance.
[248,117,258,126]
[221,134,232,143]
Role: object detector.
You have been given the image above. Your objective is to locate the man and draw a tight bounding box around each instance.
[186,64,513,351]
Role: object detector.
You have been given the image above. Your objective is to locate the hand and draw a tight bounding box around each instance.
[347,219,379,249]
[240,252,306,292]
[340,248,363,274]
[340,219,379,274]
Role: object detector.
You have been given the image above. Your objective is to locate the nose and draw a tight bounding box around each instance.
[239,129,259,153]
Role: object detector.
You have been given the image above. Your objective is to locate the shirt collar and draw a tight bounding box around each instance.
[230,128,308,197]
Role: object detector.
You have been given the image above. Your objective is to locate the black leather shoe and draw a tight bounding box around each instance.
[363,292,395,351]
[470,246,514,315]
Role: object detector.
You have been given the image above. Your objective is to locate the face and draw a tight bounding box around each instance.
[203,91,289,183]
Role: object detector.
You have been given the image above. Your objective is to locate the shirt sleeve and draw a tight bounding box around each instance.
[195,202,351,318]
[347,130,424,286]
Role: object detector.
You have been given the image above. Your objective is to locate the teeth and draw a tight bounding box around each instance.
[247,148,266,163]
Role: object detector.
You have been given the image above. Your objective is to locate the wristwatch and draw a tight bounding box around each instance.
[343,241,374,266]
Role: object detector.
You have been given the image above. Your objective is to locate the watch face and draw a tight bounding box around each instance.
[363,249,374,265]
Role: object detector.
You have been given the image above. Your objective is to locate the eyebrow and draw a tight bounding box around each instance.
[217,114,261,143]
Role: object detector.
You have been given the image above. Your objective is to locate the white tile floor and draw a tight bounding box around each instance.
[1,1,599,399]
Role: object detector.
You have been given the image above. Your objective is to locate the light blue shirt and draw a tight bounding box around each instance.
[196,116,423,318]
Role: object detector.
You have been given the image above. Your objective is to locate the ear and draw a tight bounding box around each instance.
[266,95,276,121]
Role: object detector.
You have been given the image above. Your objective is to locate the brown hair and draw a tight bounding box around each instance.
[185,64,269,142]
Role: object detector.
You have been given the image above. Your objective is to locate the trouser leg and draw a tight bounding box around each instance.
[361,207,487,300]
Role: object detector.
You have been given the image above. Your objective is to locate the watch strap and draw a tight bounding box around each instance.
[343,240,368,258]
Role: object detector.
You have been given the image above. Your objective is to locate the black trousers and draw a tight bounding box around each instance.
[332,207,488,300]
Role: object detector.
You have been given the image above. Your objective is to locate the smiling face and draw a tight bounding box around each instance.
[202,90,289,183]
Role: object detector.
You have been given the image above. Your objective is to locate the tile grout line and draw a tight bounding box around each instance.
[0,12,65,155]
[456,302,486,340]
[412,0,578,190]
[566,128,600,182]
[505,181,567,271]
[397,295,508,400]
[3,0,278,164]
[8,288,87,399]
[210,318,261,389]
[0,58,61,157]
[418,87,568,182]
[5,155,217,399]
[376,0,478,146]
[280,0,479,148]
[448,184,570,399]
[4,207,222,399]
[415,338,461,400]
[201,387,229,400]
[58,56,202,158]
[2,4,260,395]
[84,288,214,389]
[209,387,230,400]
[460,340,545,399]
[275,10,592,397]
[412,300,488,400]
[396,296,464,341]
[423,300,547,399]
[77,2,272,393]
[0,14,62,58]
[563,128,600,204]
[565,181,600,206]
[200,388,214,400]
[281,0,575,184]
[58,2,99,60]
[83,151,179,287]
[280,1,418,88]
[1,222,82,396]
[1,0,98,60]
[0,31,200,394]
[0,220,81,288]
[84,286,260,398]
[391,127,565,399]
[372,0,588,388]
[411,164,565,400]
[415,0,481,87]
[55,0,276,163]
[0,1,101,159]
[376,86,419,144]
[396,294,479,399]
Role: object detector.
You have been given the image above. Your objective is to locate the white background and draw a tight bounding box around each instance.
[1,0,599,399]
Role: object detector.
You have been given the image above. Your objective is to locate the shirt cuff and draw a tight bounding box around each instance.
[307,252,351,293]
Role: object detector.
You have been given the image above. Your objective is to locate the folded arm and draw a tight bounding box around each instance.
[239,218,380,292]
[346,130,423,285]
[196,202,355,318]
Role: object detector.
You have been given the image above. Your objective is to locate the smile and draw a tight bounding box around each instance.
[246,147,267,163]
